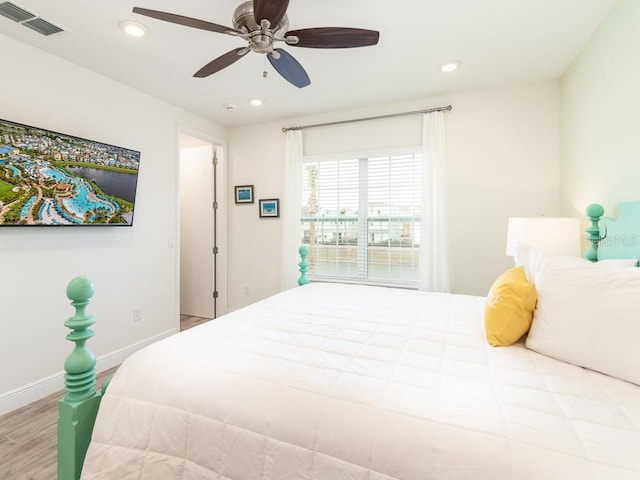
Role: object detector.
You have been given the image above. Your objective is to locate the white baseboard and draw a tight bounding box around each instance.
[0,328,178,416]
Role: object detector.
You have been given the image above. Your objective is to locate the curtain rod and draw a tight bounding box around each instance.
[282,105,452,133]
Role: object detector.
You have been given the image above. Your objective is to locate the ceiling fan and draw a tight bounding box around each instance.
[132,0,380,88]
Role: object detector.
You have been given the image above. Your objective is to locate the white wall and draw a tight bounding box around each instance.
[560,0,640,219]
[0,34,225,413]
[227,122,286,308]
[227,81,560,308]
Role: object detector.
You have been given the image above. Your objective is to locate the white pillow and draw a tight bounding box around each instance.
[514,242,638,284]
[597,258,639,267]
[526,256,640,385]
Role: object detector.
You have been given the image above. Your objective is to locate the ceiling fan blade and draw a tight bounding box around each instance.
[253,0,289,28]
[132,7,240,35]
[286,27,380,48]
[268,48,310,88]
[194,48,249,78]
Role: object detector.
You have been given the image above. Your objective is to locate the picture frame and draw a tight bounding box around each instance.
[259,198,280,218]
[234,185,254,204]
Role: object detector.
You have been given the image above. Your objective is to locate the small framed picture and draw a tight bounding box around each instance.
[234,185,254,204]
[259,198,280,218]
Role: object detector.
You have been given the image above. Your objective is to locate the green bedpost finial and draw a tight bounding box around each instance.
[298,245,309,286]
[64,276,97,402]
[58,276,101,480]
[585,203,605,262]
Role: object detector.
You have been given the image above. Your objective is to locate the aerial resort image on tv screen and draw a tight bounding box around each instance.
[0,118,140,226]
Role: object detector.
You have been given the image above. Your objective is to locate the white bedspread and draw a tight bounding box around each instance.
[82,283,640,479]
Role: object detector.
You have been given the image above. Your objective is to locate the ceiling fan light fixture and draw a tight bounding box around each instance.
[120,20,147,37]
[440,60,461,73]
[130,3,380,88]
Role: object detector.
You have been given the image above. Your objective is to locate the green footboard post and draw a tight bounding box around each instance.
[58,276,101,480]
[585,203,604,262]
[298,245,309,286]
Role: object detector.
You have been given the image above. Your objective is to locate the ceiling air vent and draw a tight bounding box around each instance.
[22,17,63,36]
[0,1,64,36]
[0,1,34,22]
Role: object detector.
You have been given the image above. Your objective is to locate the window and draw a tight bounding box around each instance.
[301,152,422,287]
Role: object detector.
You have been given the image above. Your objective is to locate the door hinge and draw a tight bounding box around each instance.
[212,156,218,166]
[213,246,219,254]
[212,202,218,209]
[213,291,219,298]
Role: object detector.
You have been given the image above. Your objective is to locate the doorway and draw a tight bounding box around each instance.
[179,134,221,319]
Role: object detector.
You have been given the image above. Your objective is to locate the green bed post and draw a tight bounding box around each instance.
[298,245,309,285]
[585,203,604,262]
[58,276,101,480]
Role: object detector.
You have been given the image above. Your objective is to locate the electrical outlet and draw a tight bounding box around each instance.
[133,307,142,322]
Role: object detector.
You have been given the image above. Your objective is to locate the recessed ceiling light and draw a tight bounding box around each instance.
[248,98,264,107]
[119,20,147,38]
[440,60,461,73]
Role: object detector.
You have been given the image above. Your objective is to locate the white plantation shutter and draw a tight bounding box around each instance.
[301,152,422,287]
[367,155,421,283]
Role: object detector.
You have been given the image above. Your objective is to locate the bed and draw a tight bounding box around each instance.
[58,202,640,480]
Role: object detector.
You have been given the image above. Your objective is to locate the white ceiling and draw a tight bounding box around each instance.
[0,0,619,127]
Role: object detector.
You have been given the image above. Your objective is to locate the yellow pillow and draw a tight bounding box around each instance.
[484,266,537,346]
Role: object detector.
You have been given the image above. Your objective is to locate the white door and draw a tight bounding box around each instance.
[179,136,215,318]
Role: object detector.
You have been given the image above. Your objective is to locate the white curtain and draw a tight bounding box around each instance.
[280,130,304,290]
[419,111,450,292]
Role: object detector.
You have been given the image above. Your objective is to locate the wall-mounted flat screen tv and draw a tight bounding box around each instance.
[0,118,140,226]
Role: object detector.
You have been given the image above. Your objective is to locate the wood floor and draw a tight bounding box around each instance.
[0,314,211,480]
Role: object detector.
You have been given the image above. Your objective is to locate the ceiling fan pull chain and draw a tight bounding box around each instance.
[263,56,269,78]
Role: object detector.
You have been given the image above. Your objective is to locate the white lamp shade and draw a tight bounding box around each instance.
[506,217,580,257]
